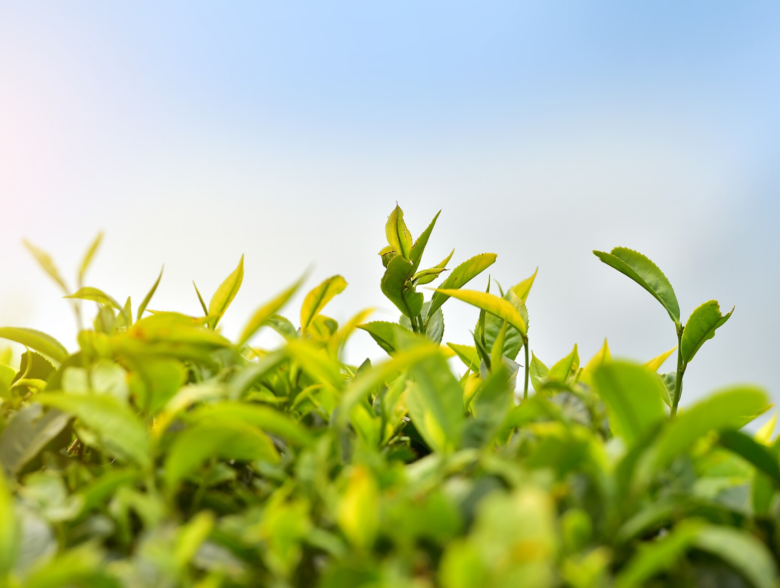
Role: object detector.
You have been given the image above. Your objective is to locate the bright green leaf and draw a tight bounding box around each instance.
[301,275,347,333]
[434,288,526,337]
[78,232,103,288]
[427,253,497,318]
[409,210,441,273]
[385,205,413,260]
[209,255,244,327]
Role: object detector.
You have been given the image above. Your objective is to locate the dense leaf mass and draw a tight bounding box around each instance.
[0,207,776,588]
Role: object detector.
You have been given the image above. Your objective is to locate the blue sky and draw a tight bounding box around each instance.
[1,2,779,411]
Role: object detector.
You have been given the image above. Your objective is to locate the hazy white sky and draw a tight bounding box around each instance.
[1,2,779,411]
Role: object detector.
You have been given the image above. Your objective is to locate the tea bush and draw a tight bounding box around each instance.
[0,206,777,587]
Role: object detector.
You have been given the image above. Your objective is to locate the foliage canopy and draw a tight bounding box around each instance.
[0,205,775,588]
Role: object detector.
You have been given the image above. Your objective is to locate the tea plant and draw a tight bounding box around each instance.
[0,205,777,588]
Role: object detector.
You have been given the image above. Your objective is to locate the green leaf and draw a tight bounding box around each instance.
[164,421,279,490]
[337,344,440,431]
[415,249,455,286]
[680,300,733,363]
[530,353,549,393]
[406,351,465,453]
[591,361,667,447]
[381,255,423,319]
[483,291,525,361]
[509,267,538,302]
[131,357,187,414]
[580,338,611,387]
[209,255,244,327]
[358,321,412,355]
[463,364,512,448]
[23,239,69,294]
[385,204,413,259]
[193,281,208,316]
[301,275,348,332]
[694,525,778,588]
[0,469,19,577]
[547,344,580,382]
[189,401,313,446]
[65,287,123,311]
[643,345,676,372]
[285,339,345,391]
[0,404,70,477]
[78,232,103,288]
[636,386,771,487]
[490,321,507,372]
[593,247,680,326]
[0,365,13,398]
[614,520,702,588]
[34,393,151,468]
[427,253,497,318]
[137,265,164,321]
[412,267,447,284]
[718,430,780,485]
[409,210,441,273]
[239,273,306,346]
[338,466,379,549]
[447,343,480,372]
[0,327,68,363]
[433,288,527,337]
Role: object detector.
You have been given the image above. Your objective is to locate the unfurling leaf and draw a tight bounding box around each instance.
[209,255,244,327]
[385,205,413,260]
[301,275,347,333]
[681,300,733,363]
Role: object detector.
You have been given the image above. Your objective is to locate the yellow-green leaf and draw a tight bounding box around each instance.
[427,253,497,318]
[35,393,151,468]
[447,343,480,372]
[23,239,69,294]
[137,266,164,321]
[0,469,19,577]
[208,255,244,327]
[509,267,538,302]
[385,204,413,260]
[0,327,68,363]
[433,288,526,337]
[78,232,103,287]
[301,275,347,333]
[644,346,676,372]
[409,210,441,273]
[338,466,379,549]
[239,273,306,346]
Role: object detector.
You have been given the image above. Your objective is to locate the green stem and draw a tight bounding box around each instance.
[671,326,686,417]
[523,336,530,401]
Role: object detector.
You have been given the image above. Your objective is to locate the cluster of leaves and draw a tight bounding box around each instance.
[0,206,777,588]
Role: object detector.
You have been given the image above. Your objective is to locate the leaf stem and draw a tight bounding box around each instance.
[671,326,686,417]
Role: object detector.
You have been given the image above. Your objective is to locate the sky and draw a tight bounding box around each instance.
[1,2,779,413]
